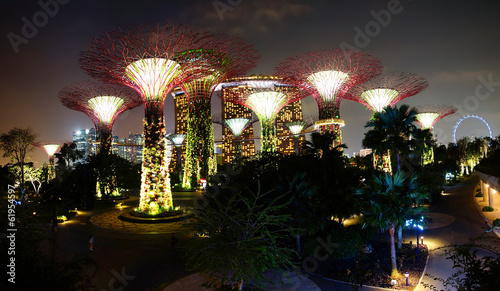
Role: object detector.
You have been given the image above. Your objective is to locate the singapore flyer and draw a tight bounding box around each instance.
[453,115,492,144]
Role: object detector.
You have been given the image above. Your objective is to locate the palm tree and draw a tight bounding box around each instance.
[363,105,418,171]
[357,171,428,278]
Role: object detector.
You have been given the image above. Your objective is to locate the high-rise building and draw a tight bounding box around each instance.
[276,99,305,155]
[72,128,96,164]
[172,88,188,170]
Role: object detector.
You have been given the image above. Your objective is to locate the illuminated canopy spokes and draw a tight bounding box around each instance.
[88,96,125,125]
[225,118,251,137]
[247,92,288,122]
[286,121,307,135]
[125,58,181,101]
[42,144,62,157]
[307,70,350,102]
[167,133,187,146]
[416,112,440,129]
[414,104,458,129]
[361,88,400,113]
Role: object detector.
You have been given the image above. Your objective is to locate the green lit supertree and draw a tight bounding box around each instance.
[220,76,304,153]
[79,22,215,214]
[177,34,259,188]
[59,80,142,197]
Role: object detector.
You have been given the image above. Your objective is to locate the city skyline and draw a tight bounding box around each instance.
[2,0,499,166]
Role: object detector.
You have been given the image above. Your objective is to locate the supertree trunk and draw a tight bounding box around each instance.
[48,156,55,181]
[140,102,172,213]
[261,119,277,153]
[97,128,112,156]
[232,138,242,159]
[318,106,343,146]
[183,100,216,188]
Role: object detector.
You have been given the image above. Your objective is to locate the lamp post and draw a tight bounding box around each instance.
[405,272,409,286]
[421,236,424,245]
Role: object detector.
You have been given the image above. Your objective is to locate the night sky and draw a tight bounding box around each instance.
[1,0,499,166]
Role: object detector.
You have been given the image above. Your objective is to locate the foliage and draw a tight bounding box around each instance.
[482,206,494,212]
[54,142,84,172]
[475,192,483,197]
[185,183,297,290]
[356,171,429,277]
[363,104,418,171]
[493,219,500,227]
[475,139,500,176]
[0,127,38,195]
[422,235,500,291]
[0,196,95,290]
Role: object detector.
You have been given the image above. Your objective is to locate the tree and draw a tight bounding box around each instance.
[411,128,436,166]
[54,142,84,172]
[363,105,418,171]
[185,182,297,290]
[0,127,38,196]
[357,171,428,278]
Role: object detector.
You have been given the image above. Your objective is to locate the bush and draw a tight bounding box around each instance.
[476,188,481,192]
[482,206,494,212]
[475,192,483,197]
[493,219,500,227]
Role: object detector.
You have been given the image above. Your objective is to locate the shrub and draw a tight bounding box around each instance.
[475,192,483,197]
[493,219,500,227]
[476,188,481,192]
[482,206,494,212]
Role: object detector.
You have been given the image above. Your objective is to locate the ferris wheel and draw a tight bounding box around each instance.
[453,115,492,144]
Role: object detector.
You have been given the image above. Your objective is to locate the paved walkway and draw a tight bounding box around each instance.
[472,182,500,238]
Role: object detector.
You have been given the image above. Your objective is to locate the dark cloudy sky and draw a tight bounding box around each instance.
[1,0,499,166]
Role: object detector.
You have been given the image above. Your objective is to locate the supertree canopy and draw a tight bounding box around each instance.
[219,76,304,153]
[178,34,259,189]
[415,104,458,130]
[224,118,252,158]
[344,72,428,113]
[274,49,383,144]
[79,22,215,214]
[59,80,142,155]
[285,121,307,155]
[38,143,63,181]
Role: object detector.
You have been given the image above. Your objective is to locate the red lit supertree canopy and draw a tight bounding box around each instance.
[79,22,217,213]
[414,104,458,130]
[178,34,260,188]
[36,143,63,181]
[219,76,305,153]
[59,80,142,155]
[274,49,383,144]
[344,72,428,113]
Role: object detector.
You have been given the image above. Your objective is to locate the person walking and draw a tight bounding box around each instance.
[170,233,178,256]
[89,234,94,251]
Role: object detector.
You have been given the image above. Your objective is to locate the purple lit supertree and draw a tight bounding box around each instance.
[178,34,259,188]
[79,22,214,213]
[344,72,428,171]
[59,80,142,156]
[414,104,458,130]
[344,72,429,113]
[37,143,63,181]
[219,76,304,153]
[274,49,383,145]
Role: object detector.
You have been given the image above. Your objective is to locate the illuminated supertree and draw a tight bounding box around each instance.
[415,104,458,130]
[224,118,252,158]
[275,49,383,145]
[79,22,214,214]
[178,34,259,188]
[220,76,304,153]
[344,72,428,171]
[166,133,186,169]
[37,143,63,181]
[59,80,142,197]
[285,121,307,155]
[59,80,142,156]
[415,104,457,165]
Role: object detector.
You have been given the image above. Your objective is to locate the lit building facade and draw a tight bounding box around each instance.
[276,99,305,155]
